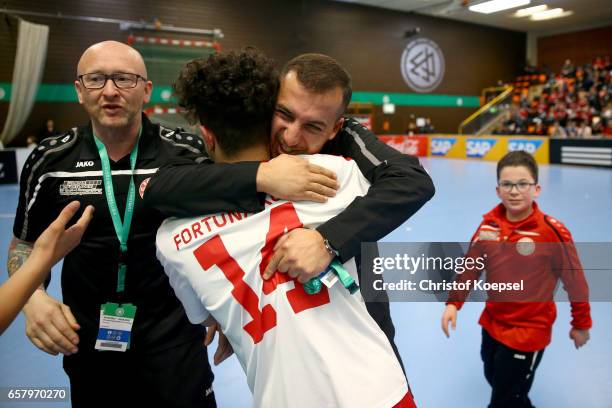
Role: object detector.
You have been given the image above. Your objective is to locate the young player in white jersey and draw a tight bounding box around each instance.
[155,49,415,408]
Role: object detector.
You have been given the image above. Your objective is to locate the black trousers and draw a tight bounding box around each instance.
[63,337,216,408]
[481,329,545,408]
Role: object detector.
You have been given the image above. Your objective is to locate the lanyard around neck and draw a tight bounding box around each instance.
[93,128,141,293]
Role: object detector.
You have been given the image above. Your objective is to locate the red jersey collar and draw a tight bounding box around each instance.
[483,202,543,230]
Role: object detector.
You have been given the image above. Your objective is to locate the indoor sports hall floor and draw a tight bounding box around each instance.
[1,157,611,408]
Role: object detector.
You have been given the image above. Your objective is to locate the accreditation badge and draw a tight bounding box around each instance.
[320,268,339,288]
[95,303,137,352]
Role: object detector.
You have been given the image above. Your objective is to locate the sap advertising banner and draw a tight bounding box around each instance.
[425,136,549,164]
[428,136,466,158]
[507,138,549,164]
[466,137,506,160]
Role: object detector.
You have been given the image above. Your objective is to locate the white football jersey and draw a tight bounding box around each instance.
[156,154,408,408]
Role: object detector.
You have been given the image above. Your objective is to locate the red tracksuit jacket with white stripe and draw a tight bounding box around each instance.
[448,202,592,352]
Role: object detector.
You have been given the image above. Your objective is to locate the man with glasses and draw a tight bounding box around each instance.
[441,151,591,408]
[9,40,339,408]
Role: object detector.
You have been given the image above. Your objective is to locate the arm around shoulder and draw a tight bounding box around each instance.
[143,158,264,217]
[317,118,435,260]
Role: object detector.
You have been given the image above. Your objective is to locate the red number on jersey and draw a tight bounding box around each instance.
[259,203,330,313]
[194,235,276,344]
[193,202,330,344]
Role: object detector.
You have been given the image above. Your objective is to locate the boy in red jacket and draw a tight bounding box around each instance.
[441,151,592,408]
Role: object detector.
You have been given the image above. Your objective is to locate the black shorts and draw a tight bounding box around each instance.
[63,337,215,408]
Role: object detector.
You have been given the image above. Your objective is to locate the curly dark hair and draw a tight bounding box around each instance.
[174,48,279,157]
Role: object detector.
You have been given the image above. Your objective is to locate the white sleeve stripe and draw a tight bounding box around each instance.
[21,167,158,239]
[158,130,202,154]
[529,350,540,373]
[36,168,158,180]
[20,128,79,240]
[343,126,382,167]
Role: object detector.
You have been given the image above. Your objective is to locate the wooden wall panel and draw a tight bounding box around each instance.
[538,26,612,72]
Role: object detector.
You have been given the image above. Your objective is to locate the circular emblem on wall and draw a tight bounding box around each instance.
[401,38,445,93]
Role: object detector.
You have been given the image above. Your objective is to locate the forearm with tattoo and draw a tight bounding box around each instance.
[8,237,34,278]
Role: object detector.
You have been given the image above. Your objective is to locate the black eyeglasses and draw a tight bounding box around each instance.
[78,72,147,89]
[498,181,536,192]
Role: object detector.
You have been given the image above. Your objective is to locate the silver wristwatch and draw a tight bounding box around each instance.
[323,238,340,257]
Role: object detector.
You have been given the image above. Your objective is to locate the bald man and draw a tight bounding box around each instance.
[9,40,217,407]
[10,40,338,408]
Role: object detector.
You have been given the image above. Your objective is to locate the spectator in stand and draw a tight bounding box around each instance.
[603,101,612,122]
[577,121,592,138]
[424,118,434,134]
[550,121,567,138]
[406,122,416,136]
[605,120,612,137]
[554,102,569,127]
[566,120,578,138]
[496,56,610,137]
[544,111,556,131]
[415,117,435,134]
[38,119,61,141]
[534,119,545,136]
[591,116,603,136]
[26,135,38,148]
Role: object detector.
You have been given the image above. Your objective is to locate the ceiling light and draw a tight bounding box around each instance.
[530,8,574,21]
[514,4,548,17]
[469,0,531,14]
